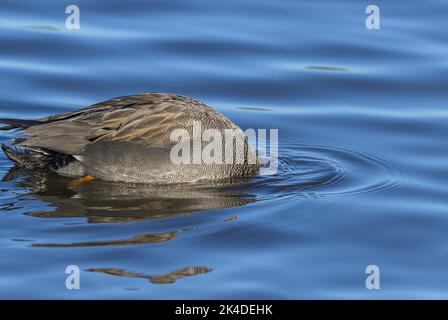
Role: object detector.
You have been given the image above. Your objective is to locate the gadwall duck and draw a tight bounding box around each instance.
[0,93,260,183]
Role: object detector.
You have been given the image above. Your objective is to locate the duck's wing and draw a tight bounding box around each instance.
[17,95,140,155]
[17,93,204,156]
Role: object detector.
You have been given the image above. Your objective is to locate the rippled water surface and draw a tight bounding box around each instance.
[1,0,448,299]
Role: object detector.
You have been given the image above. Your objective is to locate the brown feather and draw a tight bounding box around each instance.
[18,93,239,155]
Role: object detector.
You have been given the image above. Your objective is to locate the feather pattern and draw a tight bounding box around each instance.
[20,93,239,154]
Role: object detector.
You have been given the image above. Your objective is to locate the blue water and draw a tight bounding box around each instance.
[1,0,448,299]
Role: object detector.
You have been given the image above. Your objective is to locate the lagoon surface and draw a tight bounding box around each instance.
[1,0,448,299]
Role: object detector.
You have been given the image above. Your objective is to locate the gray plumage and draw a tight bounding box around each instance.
[0,93,260,183]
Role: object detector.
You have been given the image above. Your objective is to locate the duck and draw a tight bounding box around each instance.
[0,93,260,184]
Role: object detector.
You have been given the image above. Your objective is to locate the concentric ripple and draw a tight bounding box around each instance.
[239,141,405,201]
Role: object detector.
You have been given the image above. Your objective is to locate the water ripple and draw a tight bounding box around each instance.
[244,142,405,200]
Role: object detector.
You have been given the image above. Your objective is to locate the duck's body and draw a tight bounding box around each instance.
[0,93,260,183]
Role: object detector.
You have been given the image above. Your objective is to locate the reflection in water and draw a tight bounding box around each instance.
[237,106,272,112]
[2,167,256,223]
[88,266,212,284]
[223,215,238,222]
[304,65,350,72]
[32,230,184,248]
[22,25,60,32]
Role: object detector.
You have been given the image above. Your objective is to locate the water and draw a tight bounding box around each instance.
[0,0,447,299]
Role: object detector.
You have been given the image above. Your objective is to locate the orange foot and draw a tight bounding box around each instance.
[69,175,95,186]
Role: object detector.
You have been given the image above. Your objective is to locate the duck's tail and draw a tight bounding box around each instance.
[0,118,46,168]
[0,118,43,130]
[0,144,49,169]
[1,142,78,174]
[0,118,75,171]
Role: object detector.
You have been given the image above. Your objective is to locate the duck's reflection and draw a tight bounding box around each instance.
[32,230,183,248]
[2,166,256,223]
[87,266,212,284]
